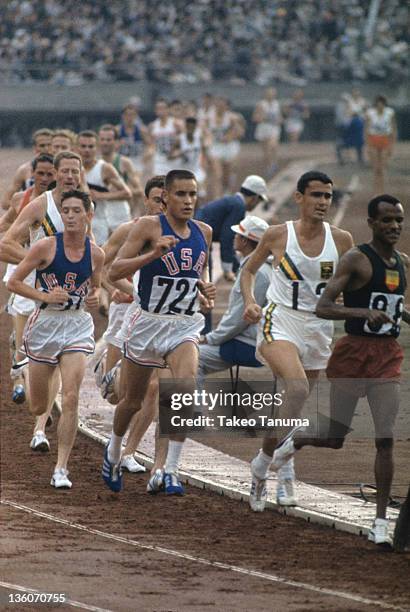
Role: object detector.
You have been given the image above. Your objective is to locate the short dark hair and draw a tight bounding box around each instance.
[296,171,333,194]
[99,124,119,139]
[78,130,98,141]
[145,175,165,198]
[54,151,82,169]
[61,189,92,212]
[375,95,387,106]
[32,154,54,170]
[165,169,196,191]
[368,194,401,219]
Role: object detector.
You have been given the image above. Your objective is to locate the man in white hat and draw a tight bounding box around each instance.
[198,215,271,379]
[196,174,268,285]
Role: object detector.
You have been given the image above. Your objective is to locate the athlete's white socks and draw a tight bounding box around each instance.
[165,440,184,474]
[253,449,273,479]
[108,432,123,465]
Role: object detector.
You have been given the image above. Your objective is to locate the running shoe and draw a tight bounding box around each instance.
[164,472,184,496]
[102,445,123,492]
[368,518,393,547]
[276,458,297,506]
[12,384,26,404]
[92,345,107,389]
[10,357,29,380]
[50,468,72,489]
[147,469,165,494]
[101,367,118,404]
[30,431,50,452]
[249,457,268,512]
[121,454,146,474]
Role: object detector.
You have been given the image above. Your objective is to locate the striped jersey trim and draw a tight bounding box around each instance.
[263,303,276,343]
[279,252,304,281]
[41,213,58,237]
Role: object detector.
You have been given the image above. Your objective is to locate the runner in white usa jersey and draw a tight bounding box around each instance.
[240,171,353,512]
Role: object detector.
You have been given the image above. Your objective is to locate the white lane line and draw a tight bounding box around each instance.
[2,499,405,612]
[0,580,112,612]
[333,174,359,227]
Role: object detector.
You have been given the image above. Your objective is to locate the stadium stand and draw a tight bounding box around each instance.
[0,0,408,85]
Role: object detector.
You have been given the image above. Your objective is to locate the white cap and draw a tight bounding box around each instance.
[241,175,268,202]
[231,215,269,243]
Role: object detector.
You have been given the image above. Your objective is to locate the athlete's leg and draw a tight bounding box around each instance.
[33,367,60,434]
[122,372,159,457]
[55,352,87,471]
[105,343,121,375]
[258,340,309,456]
[368,382,400,519]
[28,361,55,416]
[109,358,154,463]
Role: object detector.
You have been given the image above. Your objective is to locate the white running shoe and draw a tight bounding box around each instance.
[30,431,50,453]
[276,459,297,506]
[92,342,107,389]
[50,468,72,489]
[121,455,146,473]
[368,518,392,547]
[249,457,268,512]
[147,469,164,494]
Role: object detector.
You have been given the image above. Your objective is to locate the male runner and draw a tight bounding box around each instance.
[1,154,55,410]
[77,130,131,245]
[103,169,215,495]
[7,190,104,488]
[98,124,144,216]
[51,130,76,155]
[0,151,84,450]
[241,171,353,509]
[149,99,182,176]
[252,87,282,176]
[275,194,408,546]
[117,101,151,176]
[1,128,54,210]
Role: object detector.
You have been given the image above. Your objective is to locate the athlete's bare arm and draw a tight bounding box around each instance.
[192,220,216,304]
[86,244,105,309]
[398,252,410,324]
[120,157,144,200]
[316,248,392,326]
[109,216,177,282]
[241,224,287,322]
[1,162,31,210]
[330,226,355,256]
[89,163,131,203]
[7,237,69,304]
[0,194,47,264]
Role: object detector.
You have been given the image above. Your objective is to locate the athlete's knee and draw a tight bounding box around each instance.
[327,437,344,449]
[61,389,80,411]
[375,437,393,451]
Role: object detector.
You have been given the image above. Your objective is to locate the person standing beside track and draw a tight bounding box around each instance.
[241,171,353,510]
[366,96,397,194]
[103,169,215,496]
[275,194,409,547]
[7,190,104,489]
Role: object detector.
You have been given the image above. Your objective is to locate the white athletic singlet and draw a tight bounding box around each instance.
[267,221,339,313]
[259,99,281,126]
[31,190,64,243]
[208,109,233,144]
[366,107,395,136]
[151,118,178,172]
[179,129,204,178]
[85,159,105,189]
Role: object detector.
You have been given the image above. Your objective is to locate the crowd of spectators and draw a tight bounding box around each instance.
[0,0,408,86]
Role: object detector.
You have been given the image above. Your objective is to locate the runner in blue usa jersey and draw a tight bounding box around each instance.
[103,169,215,494]
[8,190,105,490]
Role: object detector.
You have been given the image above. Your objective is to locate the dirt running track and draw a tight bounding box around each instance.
[1,146,410,611]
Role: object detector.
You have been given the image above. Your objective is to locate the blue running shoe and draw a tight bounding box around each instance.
[12,384,26,404]
[146,469,164,494]
[102,446,122,492]
[164,472,184,496]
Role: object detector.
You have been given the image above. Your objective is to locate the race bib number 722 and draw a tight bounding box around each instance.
[148,275,198,315]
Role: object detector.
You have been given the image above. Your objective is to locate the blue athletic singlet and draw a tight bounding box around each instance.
[119,122,144,159]
[138,214,207,315]
[36,233,92,310]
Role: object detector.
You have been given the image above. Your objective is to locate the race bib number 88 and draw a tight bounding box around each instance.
[363,292,403,335]
[149,275,198,315]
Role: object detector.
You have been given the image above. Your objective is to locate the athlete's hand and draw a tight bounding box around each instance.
[198,292,213,313]
[89,189,104,202]
[44,286,70,304]
[243,302,262,324]
[111,288,132,304]
[85,287,100,309]
[198,279,216,302]
[365,309,392,330]
[152,235,179,258]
